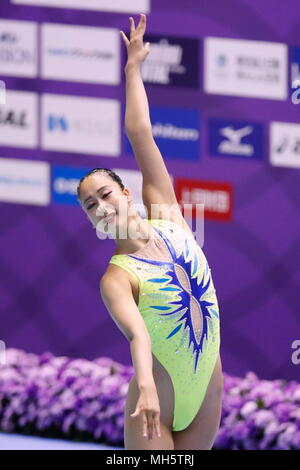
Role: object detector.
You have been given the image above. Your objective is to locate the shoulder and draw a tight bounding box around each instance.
[100,264,129,288]
[100,264,136,297]
[100,270,129,303]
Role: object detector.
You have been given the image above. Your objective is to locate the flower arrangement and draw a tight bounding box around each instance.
[0,348,133,446]
[214,371,300,450]
[0,348,299,449]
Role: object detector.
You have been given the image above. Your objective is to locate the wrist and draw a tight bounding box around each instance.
[124,61,141,73]
[138,379,156,392]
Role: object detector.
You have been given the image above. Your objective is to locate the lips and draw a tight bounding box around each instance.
[103,212,115,224]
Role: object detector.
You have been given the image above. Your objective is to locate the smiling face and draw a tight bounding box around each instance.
[78,172,132,235]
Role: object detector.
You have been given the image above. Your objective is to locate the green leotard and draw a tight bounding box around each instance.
[109,218,221,432]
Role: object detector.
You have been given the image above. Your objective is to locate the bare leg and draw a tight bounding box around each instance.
[172,354,224,450]
[124,374,174,450]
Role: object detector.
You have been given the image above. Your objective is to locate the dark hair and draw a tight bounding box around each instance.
[76,168,125,203]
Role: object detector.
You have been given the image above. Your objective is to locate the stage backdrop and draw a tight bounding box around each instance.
[0,0,299,381]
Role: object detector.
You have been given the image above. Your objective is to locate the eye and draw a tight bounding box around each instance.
[86,192,111,210]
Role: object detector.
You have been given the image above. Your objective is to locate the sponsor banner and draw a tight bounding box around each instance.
[0,80,5,104]
[0,157,50,205]
[0,90,38,148]
[270,121,300,169]
[11,0,150,13]
[175,178,233,222]
[0,19,37,77]
[204,37,287,100]
[208,118,263,160]
[52,165,89,205]
[125,105,200,160]
[291,47,300,88]
[52,166,174,215]
[125,34,199,88]
[291,47,300,104]
[41,23,120,85]
[41,93,120,156]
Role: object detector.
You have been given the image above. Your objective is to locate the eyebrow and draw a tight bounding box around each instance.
[83,185,110,206]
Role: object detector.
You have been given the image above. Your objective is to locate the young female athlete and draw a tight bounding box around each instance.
[76,13,223,450]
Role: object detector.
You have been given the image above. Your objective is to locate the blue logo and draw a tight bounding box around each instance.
[291,47,300,104]
[208,118,263,160]
[51,165,89,205]
[125,106,200,160]
[47,115,68,132]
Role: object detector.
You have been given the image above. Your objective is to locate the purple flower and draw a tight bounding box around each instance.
[2,347,300,449]
[292,431,300,448]
[230,420,249,440]
[240,401,257,418]
[253,410,275,428]
[277,423,297,450]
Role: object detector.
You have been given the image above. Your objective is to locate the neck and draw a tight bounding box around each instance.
[114,215,153,255]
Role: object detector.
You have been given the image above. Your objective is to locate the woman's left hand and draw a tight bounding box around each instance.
[120,14,151,67]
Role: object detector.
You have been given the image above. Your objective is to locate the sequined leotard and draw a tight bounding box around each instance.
[109,218,221,432]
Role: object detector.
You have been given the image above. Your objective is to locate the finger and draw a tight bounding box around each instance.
[142,411,148,438]
[137,13,146,33]
[119,30,130,47]
[155,413,161,437]
[129,16,135,34]
[147,411,154,440]
[151,412,157,440]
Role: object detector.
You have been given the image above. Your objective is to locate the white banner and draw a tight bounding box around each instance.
[204,37,287,100]
[0,90,38,148]
[270,121,300,169]
[0,19,38,77]
[11,0,150,13]
[41,23,120,85]
[0,157,50,205]
[41,93,120,156]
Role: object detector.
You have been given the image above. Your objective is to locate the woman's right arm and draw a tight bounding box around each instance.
[100,272,155,390]
[100,271,161,439]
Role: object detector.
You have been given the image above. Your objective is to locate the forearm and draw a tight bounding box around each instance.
[124,61,152,132]
[130,334,156,391]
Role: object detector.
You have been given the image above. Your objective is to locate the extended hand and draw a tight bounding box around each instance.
[120,13,150,66]
[130,386,161,439]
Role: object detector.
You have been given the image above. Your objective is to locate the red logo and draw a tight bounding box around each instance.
[175,178,233,222]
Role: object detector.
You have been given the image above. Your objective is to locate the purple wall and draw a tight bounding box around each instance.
[0,0,299,381]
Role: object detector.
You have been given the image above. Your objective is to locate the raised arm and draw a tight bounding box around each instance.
[120,14,180,218]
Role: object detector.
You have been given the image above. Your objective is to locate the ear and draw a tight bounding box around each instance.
[123,187,132,204]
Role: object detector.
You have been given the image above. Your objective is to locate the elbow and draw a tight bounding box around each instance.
[125,123,152,137]
[130,331,152,348]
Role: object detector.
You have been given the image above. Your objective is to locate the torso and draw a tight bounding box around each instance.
[103,214,222,406]
[106,214,195,306]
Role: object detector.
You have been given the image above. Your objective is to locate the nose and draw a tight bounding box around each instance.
[96,206,107,217]
[96,206,106,217]
[95,201,113,219]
